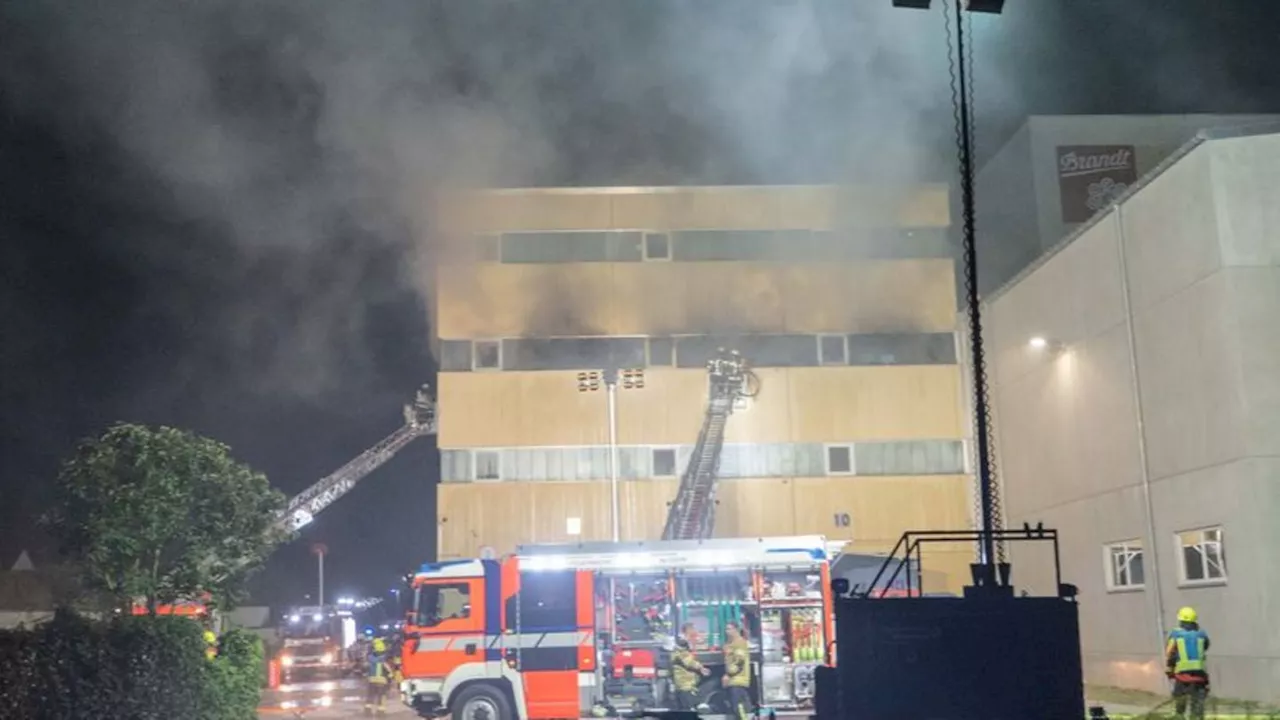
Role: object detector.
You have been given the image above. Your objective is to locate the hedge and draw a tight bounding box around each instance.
[0,608,264,720]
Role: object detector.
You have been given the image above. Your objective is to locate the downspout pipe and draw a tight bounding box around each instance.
[1114,202,1167,644]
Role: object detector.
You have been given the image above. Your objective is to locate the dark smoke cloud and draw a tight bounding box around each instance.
[1,0,964,409]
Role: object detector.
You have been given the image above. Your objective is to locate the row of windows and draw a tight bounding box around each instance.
[476,228,952,264]
[1103,527,1227,591]
[439,333,957,372]
[439,440,967,483]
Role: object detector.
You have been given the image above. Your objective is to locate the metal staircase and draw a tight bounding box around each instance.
[661,349,755,540]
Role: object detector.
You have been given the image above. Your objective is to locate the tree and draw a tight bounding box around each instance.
[44,423,291,612]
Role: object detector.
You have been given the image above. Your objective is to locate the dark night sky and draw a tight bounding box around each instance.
[2,0,1278,606]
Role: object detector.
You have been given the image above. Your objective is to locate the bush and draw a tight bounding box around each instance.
[0,608,263,720]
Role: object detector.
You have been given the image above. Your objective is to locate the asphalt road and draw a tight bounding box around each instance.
[258,678,415,718]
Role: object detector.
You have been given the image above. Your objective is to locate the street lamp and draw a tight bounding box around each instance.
[577,367,645,541]
[311,542,328,606]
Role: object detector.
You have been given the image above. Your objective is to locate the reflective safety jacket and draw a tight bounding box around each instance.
[368,653,390,684]
[203,631,218,661]
[1166,626,1210,679]
[723,638,751,688]
[671,647,705,692]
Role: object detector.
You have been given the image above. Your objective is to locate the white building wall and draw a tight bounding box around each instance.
[976,114,1280,295]
[982,126,1280,702]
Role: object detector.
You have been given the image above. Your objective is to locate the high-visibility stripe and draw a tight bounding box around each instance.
[412,631,594,654]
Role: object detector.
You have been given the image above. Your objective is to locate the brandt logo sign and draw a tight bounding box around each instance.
[1056,145,1137,223]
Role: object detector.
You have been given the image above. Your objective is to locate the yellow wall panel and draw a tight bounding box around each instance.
[619,479,679,541]
[434,185,949,233]
[438,372,609,448]
[609,193,671,230]
[444,366,963,448]
[777,261,956,334]
[437,476,972,593]
[614,370,707,446]
[714,479,797,538]
[609,264,692,335]
[787,366,964,442]
[791,477,971,547]
[436,260,955,339]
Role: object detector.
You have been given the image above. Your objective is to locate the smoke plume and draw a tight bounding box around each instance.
[1,0,961,406]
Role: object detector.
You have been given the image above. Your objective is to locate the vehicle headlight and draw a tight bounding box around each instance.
[320,653,334,664]
[281,656,294,667]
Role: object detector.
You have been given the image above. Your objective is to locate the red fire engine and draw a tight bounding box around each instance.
[399,536,836,720]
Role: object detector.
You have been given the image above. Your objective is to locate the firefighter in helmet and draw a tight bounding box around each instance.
[364,637,392,716]
[1166,606,1210,720]
[671,623,710,711]
[721,621,752,720]
[203,629,219,662]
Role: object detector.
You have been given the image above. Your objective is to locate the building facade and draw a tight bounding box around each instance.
[430,184,976,592]
[983,125,1280,701]
[975,113,1280,296]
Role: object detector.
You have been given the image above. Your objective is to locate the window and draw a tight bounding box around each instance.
[647,337,675,367]
[652,448,678,477]
[505,571,577,631]
[1104,540,1145,591]
[643,232,672,261]
[825,444,854,475]
[474,450,502,481]
[566,517,582,536]
[1177,527,1227,585]
[473,340,502,370]
[414,582,471,627]
[853,440,966,476]
[818,335,848,365]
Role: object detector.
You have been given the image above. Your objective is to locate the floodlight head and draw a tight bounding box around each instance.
[891,0,1006,13]
[965,0,1006,13]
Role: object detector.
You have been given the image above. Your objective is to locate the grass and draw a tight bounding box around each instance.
[1088,684,1280,718]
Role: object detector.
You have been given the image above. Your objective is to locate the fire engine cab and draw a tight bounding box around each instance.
[399,536,836,720]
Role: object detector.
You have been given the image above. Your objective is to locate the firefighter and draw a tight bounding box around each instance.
[364,637,392,716]
[671,623,710,711]
[721,621,752,720]
[1166,606,1210,720]
[203,629,218,662]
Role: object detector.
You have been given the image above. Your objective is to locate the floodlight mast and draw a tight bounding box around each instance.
[893,0,1006,583]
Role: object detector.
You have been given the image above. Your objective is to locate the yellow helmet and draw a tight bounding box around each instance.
[203,630,217,644]
[1177,606,1198,624]
[373,638,387,654]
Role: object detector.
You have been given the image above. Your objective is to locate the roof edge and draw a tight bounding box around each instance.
[983,121,1280,305]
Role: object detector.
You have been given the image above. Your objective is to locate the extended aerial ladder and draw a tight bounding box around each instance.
[281,383,438,531]
[661,349,758,540]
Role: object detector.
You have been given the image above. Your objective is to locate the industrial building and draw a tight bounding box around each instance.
[975,113,1280,295]
[428,184,976,592]
[982,122,1280,701]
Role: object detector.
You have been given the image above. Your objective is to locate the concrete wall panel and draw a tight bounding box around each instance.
[1120,147,1223,312]
[1132,271,1249,482]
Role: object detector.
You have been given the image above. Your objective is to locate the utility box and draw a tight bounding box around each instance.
[821,595,1084,720]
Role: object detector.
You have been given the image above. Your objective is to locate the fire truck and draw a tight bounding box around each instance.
[400,536,836,720]
[276,606,352,683]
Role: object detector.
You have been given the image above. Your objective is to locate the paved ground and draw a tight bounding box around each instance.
[258,678,415,718]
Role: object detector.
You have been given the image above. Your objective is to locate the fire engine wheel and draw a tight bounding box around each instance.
[452,684,513,720]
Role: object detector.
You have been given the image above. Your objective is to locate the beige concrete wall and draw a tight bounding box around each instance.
[983,130,1280,702]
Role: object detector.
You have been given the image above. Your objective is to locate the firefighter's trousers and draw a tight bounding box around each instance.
[726,686,751,720]
[1173,680,1208,720]
[364,677,389,716]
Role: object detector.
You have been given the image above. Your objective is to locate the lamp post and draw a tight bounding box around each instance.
[604,368,621,542]
[311,542,328,607]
